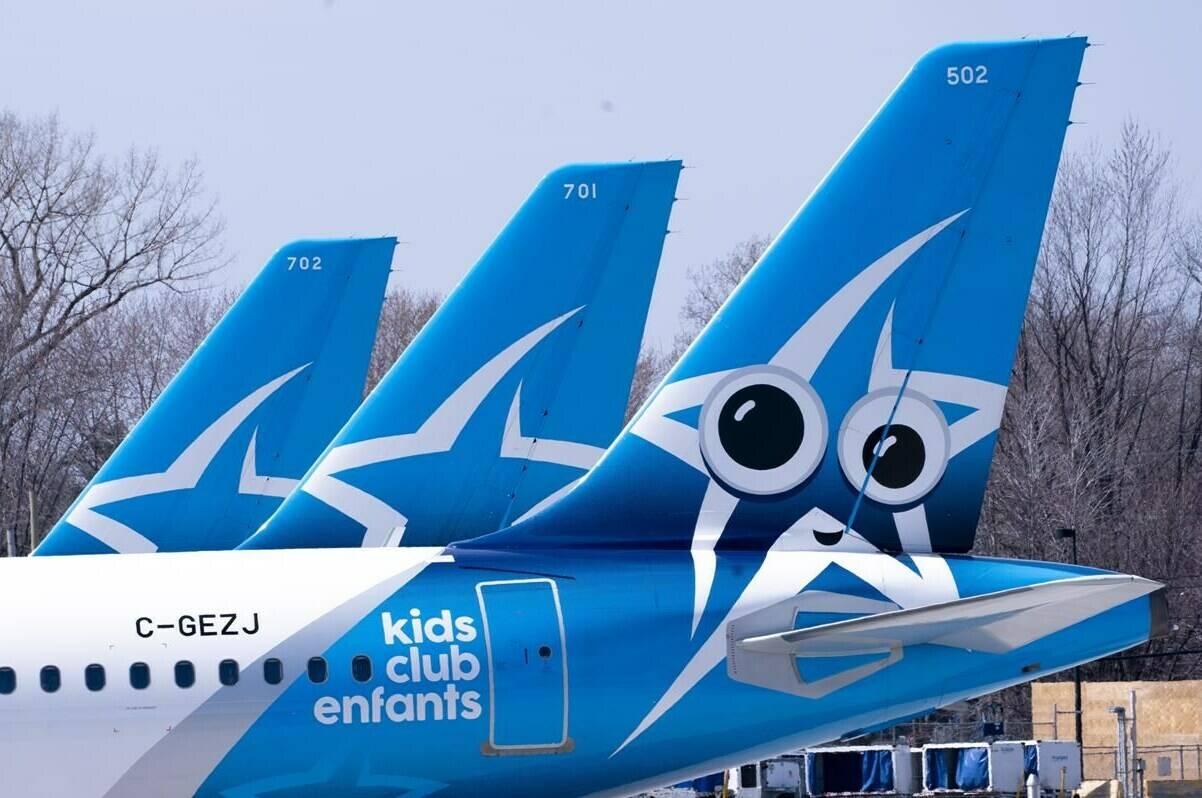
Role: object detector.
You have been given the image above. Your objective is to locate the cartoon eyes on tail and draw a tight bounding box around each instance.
[698,368,951,507]
[836,389,950,506]
[698,366,828,496]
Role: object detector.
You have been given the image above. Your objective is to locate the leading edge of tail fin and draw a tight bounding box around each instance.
[35,238,395,555]
[242,161,681,550]
[477,38,1086,557]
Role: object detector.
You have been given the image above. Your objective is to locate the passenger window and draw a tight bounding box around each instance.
[219,659,239,687]
[307,656,327,684]
[174,661,195,689]
[263,658,283,686]
[85,664,106,692]
[0,667,15,695]
[130,662,150,690]
[40,666,61,693]
[351,654,372,683]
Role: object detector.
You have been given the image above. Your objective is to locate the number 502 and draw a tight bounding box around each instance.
[947,65,988,85]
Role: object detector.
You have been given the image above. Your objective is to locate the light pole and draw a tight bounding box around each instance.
[1056,527,1084,776]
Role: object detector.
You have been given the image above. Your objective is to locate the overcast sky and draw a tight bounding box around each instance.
[3,1,1199,345]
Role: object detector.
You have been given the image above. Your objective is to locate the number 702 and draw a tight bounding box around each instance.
[287,256,322,271]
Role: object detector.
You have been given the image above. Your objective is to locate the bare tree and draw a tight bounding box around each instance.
[804,124,1202,736]
[675,235,770,351]
[623,236,771,421]
[0,111,225,551]
[1,279,447,553]
[1176,228,1202,483]
[0,287,231,553]
[624,345,673,423]
[365,287,442,393]
[0,112,224,426]
[979,122,1202,681]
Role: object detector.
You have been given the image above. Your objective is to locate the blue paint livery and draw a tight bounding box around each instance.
[35,238,395,555]
[488,38,1085,558]
[246,161,680,550]
[188,551,1155,798]
[0,39,1162,798]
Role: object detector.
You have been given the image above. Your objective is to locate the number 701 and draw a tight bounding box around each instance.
[563,183,597,200]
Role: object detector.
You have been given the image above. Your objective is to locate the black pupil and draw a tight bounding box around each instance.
[862,425,925,489]
[717,384,804,471]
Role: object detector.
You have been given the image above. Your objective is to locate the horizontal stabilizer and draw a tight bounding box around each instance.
[737,575,1160,657]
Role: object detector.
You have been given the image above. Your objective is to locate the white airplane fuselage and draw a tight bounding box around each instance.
[0,546,1158,797]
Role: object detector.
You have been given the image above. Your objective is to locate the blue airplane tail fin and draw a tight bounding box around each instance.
[35,238,395,555]
[474,38,1085,556]
[242,161,681,550]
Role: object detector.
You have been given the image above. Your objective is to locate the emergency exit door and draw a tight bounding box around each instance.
[475,578,572,755]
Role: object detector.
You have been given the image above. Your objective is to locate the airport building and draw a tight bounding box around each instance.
[1033,681,1202,786]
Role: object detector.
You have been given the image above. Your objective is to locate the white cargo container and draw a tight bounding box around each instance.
[920,741,1025,794]
[1021,740,1081,792]
[762,760,802,792]
[728,757,804,797]
[805,744,919,796]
